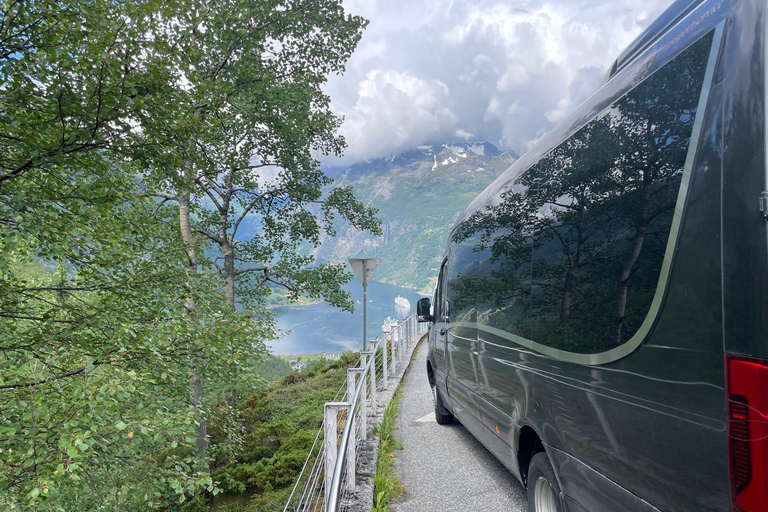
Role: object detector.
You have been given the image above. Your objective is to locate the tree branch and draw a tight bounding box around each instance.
[233,266,268,277]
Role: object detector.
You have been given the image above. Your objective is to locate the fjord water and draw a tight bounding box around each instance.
[269,281,426,355]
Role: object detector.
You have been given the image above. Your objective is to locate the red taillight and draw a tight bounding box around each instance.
[726,356,768,511]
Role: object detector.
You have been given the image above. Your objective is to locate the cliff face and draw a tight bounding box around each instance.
[316,142,516,293]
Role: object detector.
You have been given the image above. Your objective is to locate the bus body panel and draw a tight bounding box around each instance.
[549,446,664,512]
[722,0,768,360]
[425,0,768,510]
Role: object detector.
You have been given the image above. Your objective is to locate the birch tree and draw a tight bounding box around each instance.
[144,0,378,315]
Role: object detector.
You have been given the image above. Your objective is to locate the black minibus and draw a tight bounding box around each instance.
[417,0,768,510]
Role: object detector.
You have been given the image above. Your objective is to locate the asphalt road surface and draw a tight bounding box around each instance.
[391,341,528,512]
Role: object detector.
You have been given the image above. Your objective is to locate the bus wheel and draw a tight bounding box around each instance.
[527,452,561,512]
[432,384,454,425]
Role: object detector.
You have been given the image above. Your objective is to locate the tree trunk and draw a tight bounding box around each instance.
[221,169,236,311]
[560,224,583,322]
[223,239,235,310]
[609,171,653,347]
[179,185,209,457]
[560,267,577,321]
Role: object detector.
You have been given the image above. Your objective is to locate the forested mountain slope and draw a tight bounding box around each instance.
[314,142,516,292]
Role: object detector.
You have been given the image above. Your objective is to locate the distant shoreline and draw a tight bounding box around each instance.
[274,352,347,360]
[266,282,425,310]
[266,298,323,310]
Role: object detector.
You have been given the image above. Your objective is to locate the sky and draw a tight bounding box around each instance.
[323,0,673,164]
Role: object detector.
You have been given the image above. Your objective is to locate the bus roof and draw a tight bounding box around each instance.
[605,0,704,84]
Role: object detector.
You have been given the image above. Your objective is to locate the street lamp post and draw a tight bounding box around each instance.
[348,258,381,351]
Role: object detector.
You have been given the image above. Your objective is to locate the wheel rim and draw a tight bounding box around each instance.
[534,476,558,512]
[431,385,437,410]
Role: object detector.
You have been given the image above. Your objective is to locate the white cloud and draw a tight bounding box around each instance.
[325,0,672,163]
[454,129,473,140]
[335,70,457,161]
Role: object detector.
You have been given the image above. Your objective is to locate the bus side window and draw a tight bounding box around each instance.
[436,261,447,322]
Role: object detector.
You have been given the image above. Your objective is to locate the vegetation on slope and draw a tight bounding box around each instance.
[251,356,294,383]
[211,353,360,511]
[371,384,405,512]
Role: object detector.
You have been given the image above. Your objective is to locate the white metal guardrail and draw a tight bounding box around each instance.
[282,313,427,512]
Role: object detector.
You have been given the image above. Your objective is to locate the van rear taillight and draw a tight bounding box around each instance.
[726,356,768,511]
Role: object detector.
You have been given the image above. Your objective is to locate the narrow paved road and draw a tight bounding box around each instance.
[391,341,527,512]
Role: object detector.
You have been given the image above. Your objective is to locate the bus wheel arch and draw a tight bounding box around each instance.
[517,425,545,487]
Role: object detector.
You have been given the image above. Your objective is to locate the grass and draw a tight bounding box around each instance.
[371,382,405,512]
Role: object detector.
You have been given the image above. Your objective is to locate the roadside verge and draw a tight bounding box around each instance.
[338,334,426,512]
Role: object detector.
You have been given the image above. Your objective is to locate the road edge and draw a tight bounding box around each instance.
[340,334,427,512]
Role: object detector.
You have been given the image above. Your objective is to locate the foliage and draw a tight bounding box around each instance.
[0,0,373,509]
[0,167,271,509]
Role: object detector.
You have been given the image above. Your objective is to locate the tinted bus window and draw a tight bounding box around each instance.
[450,30,714,355]
[447,232,489,326]
[435,261,447,321]
[451,189,534,338]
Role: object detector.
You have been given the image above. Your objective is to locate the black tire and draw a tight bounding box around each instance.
[432,384,454,425]
[527,452,562,512]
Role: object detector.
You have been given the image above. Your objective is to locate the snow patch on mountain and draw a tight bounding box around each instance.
[467,143,487,155]
[336,142,509,180]
[441,142,497,158]
[444,144,469,158]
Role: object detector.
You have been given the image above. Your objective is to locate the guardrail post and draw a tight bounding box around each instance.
[402,325,406,362]
[407,316,411,344]
[395,330,400,369]
[324,402,349,510]
[363,349,375,410]
[347,369,356,403]
[383,335,389,389]
[389,331,396,375]
[344,370,359,492]
[347,410,356,492]
[349,368,367,442]
[403,322,407,358]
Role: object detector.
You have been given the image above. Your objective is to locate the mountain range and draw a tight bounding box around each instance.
[315,142,516,293]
